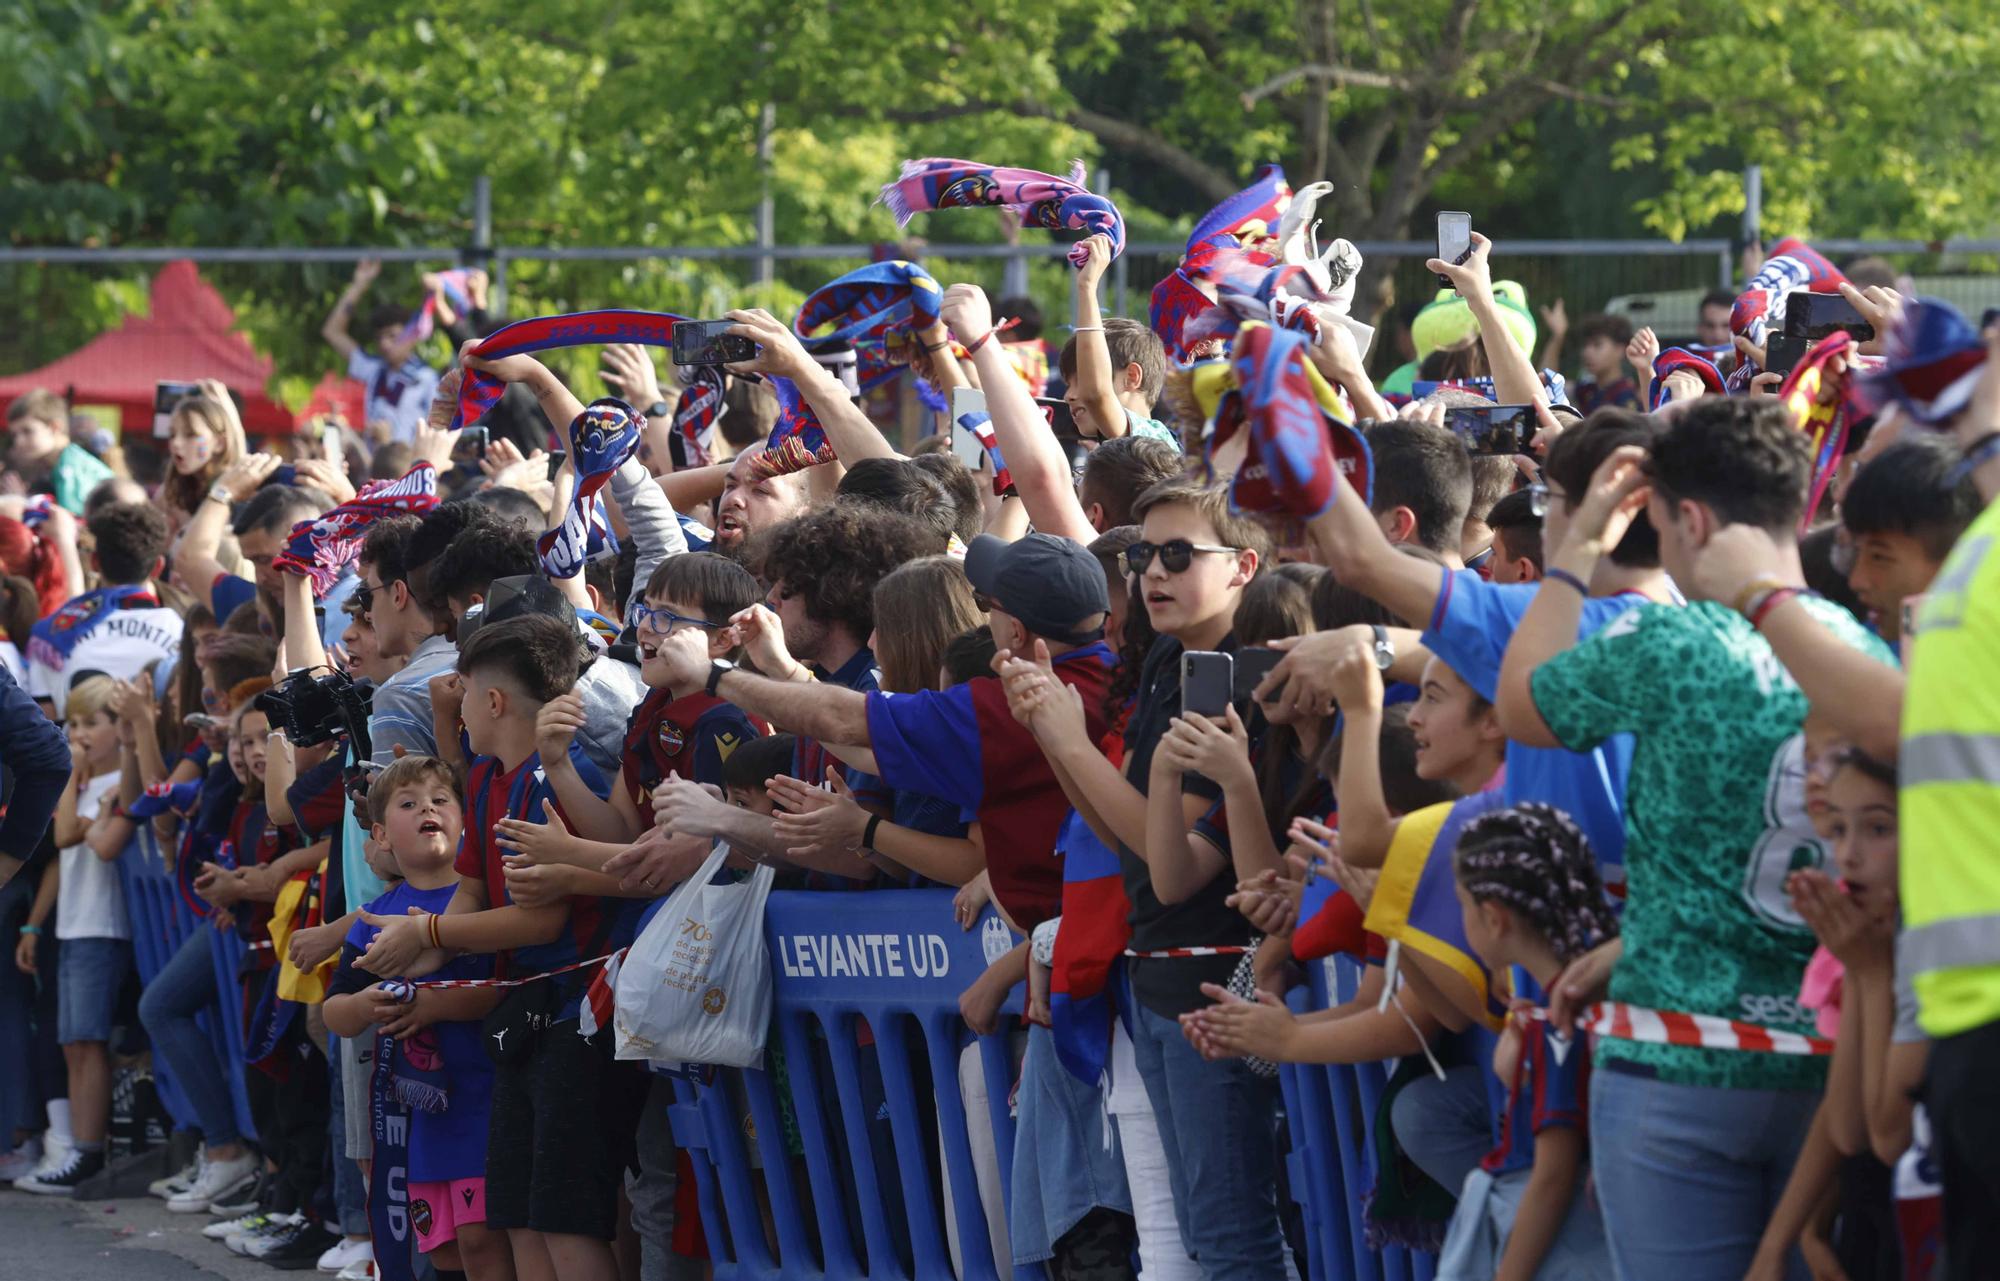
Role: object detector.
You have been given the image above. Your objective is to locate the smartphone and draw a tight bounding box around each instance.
[1443,404,1536,456]
[1436,212,1472,289]
[1765,333,1811,378]
[153,380,200,439]
[1180,650,1235,719]
[461,425,489,460]
[671,319,757,367]
[1036,396,1077,439]
[546,450,567,483]
[1233,646,1286,704]
[1784,290,1874,343]
[950,388,990,472]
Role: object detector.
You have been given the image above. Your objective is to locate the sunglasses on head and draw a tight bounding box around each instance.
[1123,539,1242,576]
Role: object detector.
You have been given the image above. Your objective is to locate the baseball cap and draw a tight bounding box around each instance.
[963,533,1109,646]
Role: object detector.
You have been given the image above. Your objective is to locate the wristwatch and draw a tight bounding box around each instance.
[643,400,672,419]
[1370,624,1395,672]
[705,659,737,699]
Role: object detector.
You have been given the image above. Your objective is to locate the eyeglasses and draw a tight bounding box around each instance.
[631,601,721,637]
[1526,484,1550,518]
[1123,539,1242,576]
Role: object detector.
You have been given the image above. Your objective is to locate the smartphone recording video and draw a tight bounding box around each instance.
[1765,333,1811,378]
[1784,290,1874,344]
[153,380,200,439]
[671,320,757,367]
[1436,212,1472,289]
[950,388,991,472]
[1180,650,1235,720]
[1443,404,1535,457]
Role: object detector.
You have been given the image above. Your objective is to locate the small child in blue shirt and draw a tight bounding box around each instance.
[323,755,507,1280]
[1442,802,1619,1281]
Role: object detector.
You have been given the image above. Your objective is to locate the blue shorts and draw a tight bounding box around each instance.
[57,937,131,1045]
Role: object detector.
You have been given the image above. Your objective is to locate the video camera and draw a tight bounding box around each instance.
[258,668,373,763]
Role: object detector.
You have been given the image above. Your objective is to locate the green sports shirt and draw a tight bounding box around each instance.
[1533,597,1892,1091]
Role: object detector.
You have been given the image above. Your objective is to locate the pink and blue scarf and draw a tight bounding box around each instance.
[880,158,1124,269]
[400,269,474,346]
[449,311,690,430]
[1151,166,1292,359]
[539,399,642,580]
[272,462,440,595]
[793,261,944,392]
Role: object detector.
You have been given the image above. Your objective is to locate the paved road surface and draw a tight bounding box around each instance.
[0,1186,280,1280]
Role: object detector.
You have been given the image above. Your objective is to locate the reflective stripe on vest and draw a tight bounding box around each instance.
[1902,732,2000,787]
[1902,913,2000,977]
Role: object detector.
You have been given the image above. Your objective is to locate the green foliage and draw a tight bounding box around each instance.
[2,0,1996,404]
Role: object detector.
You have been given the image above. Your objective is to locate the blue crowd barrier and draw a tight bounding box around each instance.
[672,892,1440,1281]
[118,825,258,1145]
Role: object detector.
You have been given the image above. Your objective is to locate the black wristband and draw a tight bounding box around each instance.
[862,813,884,852]
[644,400,672,419]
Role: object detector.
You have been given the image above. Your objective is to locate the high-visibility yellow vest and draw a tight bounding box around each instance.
[1901,497,2000,1039]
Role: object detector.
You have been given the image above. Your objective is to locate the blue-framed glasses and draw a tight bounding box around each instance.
[631,601,721,636]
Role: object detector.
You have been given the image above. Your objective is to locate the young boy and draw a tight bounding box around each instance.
[324,755,508,1281]
[320,259,441,445]
[1004,478,1285,1275]
[721,732,797,816]
[357,614,628,1281]
[1570,313,1638,413]
[14,676,130,1194]
[1067,233,1178,447]
[5,389,113,515]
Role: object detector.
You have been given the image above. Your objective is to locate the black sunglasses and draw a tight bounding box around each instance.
[1123,539,1241,576]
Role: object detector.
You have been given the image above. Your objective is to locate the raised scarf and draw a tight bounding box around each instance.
[272,462,439,595]
[400,269,474,346]
[740,377,834,481]
[670,365,726,468]
[880,158,1124,268]
[539,399,641,580]
[1648,347,1728,411]
[793,260,943,392]
[1212,322,1371,520]
[448,311,690,430]
[1780,331,1859,531]
[1731,236,1847,350]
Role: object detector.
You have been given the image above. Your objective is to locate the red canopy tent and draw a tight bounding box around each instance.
[0,259,299,435]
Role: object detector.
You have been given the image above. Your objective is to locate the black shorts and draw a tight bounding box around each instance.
[483,1017,622,1240]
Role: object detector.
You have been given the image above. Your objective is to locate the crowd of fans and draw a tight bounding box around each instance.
[0,165,1994,1281]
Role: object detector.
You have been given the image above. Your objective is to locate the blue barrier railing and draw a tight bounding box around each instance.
[671,893,1440,1281]
[119,826,258,1145]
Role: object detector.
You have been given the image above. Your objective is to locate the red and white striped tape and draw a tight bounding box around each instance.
[1124,946,1253,959]
[406,949,625,991]
[1533,1000,1832,1057]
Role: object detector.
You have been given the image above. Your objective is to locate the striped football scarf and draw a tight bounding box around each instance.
[794,261,943,392]
[272,462,439,595]
[880,158,1124,268]
[540,399,642,580]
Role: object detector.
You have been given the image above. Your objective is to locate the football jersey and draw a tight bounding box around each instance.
[621,687,763,826]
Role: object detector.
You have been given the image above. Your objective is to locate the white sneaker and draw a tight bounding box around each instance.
[15,1132,71,1185]
[0,1139,42,1182]
[229,1212,301,1256]
[203,1208,273,1241]
[166,1151,258,1214]
[335,1259,376,1281]
[149,1155,201,1200]
[317,1236,372,1273]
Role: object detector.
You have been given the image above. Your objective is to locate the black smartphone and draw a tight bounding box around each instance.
[1436,212,1472,289]
[1784,290,1874,343]
[1180,650,1235,719]
[546,450,567,483]
[1766,333,1811,378]
[1234,646,1286,704]
[672,320,757,367]
[153,380,200,439]
[1443,404,1536,457]
[461,425,489,460]
[1036,396,1077,439]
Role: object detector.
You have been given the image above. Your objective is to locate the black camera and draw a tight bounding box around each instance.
[259,668,373,761]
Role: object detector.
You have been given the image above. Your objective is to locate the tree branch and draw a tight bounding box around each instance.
[1240,62,1418,108]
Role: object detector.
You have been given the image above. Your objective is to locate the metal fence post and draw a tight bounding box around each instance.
[471,174,506,311]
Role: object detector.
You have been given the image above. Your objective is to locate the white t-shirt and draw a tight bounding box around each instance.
[31,604,184,717]
[0,640,26,685]
[347,349,442,444]
[56,770,129,941]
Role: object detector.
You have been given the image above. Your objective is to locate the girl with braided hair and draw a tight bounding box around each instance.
[1435,800,1614,1281]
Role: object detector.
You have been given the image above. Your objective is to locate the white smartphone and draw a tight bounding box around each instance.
[949,387,990,472]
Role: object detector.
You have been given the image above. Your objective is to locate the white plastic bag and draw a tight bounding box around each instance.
[612,842,774,1068]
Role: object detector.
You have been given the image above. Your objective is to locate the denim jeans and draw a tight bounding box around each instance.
[326,1033,370,1236]
[1128,1003,1287,1280]
[136,928,239,1146]
[1007,1022,1130,1266]
[1389,1065,1492,1198]
[1590,1066,1817,1281]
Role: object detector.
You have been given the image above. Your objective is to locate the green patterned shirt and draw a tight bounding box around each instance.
[1532,598,1892,1091]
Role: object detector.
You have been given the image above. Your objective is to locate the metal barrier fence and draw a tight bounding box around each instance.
[672,890,1435,1281]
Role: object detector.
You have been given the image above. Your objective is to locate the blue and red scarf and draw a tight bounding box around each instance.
[26,583,156,672]
[539,399,641,580]
[880,158,1124,269]
[1731,236,1847,351]
[793,261,943,393]
[741,376,835,480]
[670,365,726,468]
[1220,322,1372,520]
[449,311,690,430]
[1150,166,1292,359]
[273,462,439,595]
[1049,814,1132,1086]
[400,269,474,347]
[1648,347,1729,411]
